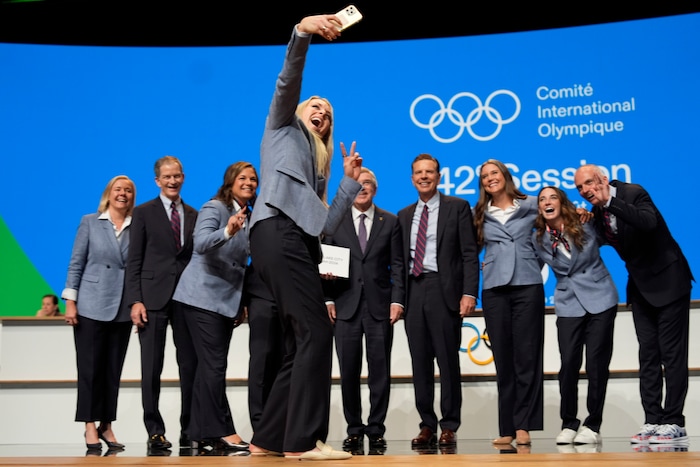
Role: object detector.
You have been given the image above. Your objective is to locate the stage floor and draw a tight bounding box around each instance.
[0,435,695,457]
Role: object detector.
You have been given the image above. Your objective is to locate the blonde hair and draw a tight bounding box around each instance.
[296,96,334,192]
[97,175,136,215]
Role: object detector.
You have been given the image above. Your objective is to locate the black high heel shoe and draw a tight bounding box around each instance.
[98,426,125,449]
[84,432,102,450]
[215,437,249,451]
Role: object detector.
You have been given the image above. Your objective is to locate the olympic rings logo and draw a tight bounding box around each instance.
[461,321,494,365]
[409,91,521,143]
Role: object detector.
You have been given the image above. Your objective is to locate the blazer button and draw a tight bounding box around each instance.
[106,265,111,269]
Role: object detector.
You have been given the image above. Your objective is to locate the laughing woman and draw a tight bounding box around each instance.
[172,161,258,452]
[62,175,136,453]
[472,159,544,446]
[532,186,618,446]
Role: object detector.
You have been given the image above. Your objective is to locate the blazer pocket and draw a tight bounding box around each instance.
[276,166,307,185]
[592,269,611,283]
[82,273,99,284]
[141,270,155,280]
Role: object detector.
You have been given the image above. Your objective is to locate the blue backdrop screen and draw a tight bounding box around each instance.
[1,13,698,306]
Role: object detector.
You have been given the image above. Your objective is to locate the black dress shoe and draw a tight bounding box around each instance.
[214,437,250,451]
[368,434,387,449]
[147,434,172,450]
[342,434,364,450]
[97,427,125,449]
[147,447,172,456]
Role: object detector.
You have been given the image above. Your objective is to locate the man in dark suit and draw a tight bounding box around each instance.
[126,155,198,450]
[322,167,405,453]
[398,153,480,449]
[574,164,693,445]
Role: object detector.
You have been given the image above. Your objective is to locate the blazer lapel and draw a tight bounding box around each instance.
[436,194,449,247]
[365,210,386,256]
[339,213,361,253]
[100,217,126,266]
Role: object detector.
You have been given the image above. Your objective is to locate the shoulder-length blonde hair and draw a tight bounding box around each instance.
[97,175,136,215]
[473,159,526,248]
[296,96,334,183]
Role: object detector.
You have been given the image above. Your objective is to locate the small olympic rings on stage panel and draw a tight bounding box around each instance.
[467,334,494,365]
[460,320,494,365]
[460,321,480,352]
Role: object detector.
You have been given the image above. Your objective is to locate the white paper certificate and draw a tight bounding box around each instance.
[319,244,350,278]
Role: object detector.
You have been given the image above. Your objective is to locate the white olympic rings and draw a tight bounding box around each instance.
[410,90,521,143]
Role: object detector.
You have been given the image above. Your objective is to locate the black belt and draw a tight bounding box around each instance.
[410,271,438,281]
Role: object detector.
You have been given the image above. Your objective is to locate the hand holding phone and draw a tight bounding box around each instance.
[335,5,363,31]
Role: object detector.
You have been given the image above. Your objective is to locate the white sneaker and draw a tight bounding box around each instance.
[574,426,601,444]
[648,424,688,444]
[630,423,658,444]
[556,444,576,453]
[575,443,601,453]
[555,428,577,445]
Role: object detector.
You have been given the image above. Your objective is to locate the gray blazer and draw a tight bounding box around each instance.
[173,200,248,319]
[479,195,543,290]
[249,28,361,238]
[532,222,618,317]
[62,213,131,322]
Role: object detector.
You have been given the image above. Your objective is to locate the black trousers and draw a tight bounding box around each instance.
[335,293,393,437]
[482,284,545,436]
[182,303,237,440]
[557,305,617,433]
[137,299,197,438]
[247,293,283,433]
[629,282,690,427]
[405,273,462,433]
[249,215,333,453]
[74,316,131,423]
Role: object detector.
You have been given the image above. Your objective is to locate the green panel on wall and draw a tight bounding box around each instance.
[0,216,61,317]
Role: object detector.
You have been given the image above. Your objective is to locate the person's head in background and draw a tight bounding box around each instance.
[154,155,185,202]
[37,294,60,317]
[214,161,259,209]
[354,167,378,212]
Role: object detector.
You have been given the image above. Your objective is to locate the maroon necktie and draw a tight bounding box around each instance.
[412,205,429,277]
[358,213,368,254]
[170,202,181,250]
[603,209,618,247]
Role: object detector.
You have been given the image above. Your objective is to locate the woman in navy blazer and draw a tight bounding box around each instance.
[532,186,618,446]
[172,161,257,452]
[247,13,362,460]
[473,159,544,446]
[62,175,136,452]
